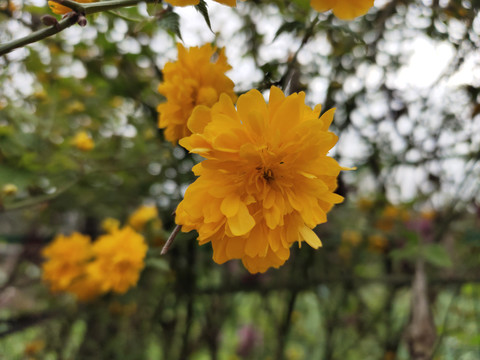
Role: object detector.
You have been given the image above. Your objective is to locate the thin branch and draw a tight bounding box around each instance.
[0,14,79,56]
[161,224,181,255]
[0,0,161,56]
[1,180,77,212]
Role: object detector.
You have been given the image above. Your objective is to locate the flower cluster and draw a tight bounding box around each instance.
[174,86,346,273]
[42,226,148,301]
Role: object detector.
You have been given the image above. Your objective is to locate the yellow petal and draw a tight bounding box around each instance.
[227,203,255,236]
[299,226,322,249]
[332,0,373,20]
[310,0,337,12]
[213,0,236,6]
[220,194,241,218]
[188,105,212,134]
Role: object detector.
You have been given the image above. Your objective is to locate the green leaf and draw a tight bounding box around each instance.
[423,244,453,268]
[158,11,183,41]
[274,21,304,40]
[390,243,419,261]
[0,165,33,189]
[145,258,170,272]
[195,0,212,32]
[463,229,480,246]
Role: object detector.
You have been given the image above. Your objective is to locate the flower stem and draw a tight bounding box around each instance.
[161,224,181,255]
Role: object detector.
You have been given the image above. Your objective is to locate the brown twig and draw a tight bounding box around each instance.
[161,224,182,255]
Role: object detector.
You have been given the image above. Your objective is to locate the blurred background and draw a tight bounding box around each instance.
[1,0,480,358]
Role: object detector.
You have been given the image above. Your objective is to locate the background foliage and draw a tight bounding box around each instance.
[1,0,480,358]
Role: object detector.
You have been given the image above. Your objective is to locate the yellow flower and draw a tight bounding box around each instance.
[357,197,374,211]
[1,183,18,196]
[341,230,362,247]
[128,205,159,231]
[72,131,94,152]
[101,217,121,234]
[164,0,235,6]
[48,0,93,15]
[42,233,92,292]
[375,205,409,232]
[87,226,148,294]
[66,276,103,302]
[157,43,236,144]
[176,86,346,273]
[24,340,45,356]
[368,234,388,253]
[310,0,374,19]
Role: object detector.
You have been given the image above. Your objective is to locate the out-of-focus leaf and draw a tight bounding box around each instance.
[0,165,33,188]
[145,257,170,272]
[423,244,452,268]
[390,244,419,261]
[158,11,182,41]
[274,21,304,40]
[195,0,212,32]
[463,229,480,246]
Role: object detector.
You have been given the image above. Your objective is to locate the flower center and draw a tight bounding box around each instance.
[256,166,275,182]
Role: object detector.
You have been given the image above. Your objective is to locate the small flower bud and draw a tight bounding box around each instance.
[41,15,58,27]
[77,14,87,27]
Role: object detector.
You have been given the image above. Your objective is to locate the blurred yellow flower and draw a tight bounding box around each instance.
[157,43,236,144]
[48,0,93,15]
[72,131,94,152]
[101,217,121,234]
[310,0,374,19]
[128,204,159,231]
[368,234,388,253]
[1,183,18,196]
[341,230,362,247]
[24,340,45,356]
[176,86,346,273]
[338,244,352,261]
[357,197,374,211]
[42,233,92,292]
[376,205,409,232]
[88,226,148,294]
[66,276,103,302]
[65,100,85,114]
[421,210,435,220]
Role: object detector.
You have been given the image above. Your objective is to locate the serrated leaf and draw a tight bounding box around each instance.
[195,0,212,32]
[158,11,183,41]
[423,244,453,268]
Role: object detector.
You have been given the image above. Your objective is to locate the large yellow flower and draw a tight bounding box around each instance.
[310,0,374,19]
[87,226,148,294]
[157,43,236,144]
[176,86,345,273]
[42,233,92,292]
